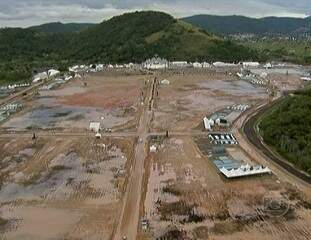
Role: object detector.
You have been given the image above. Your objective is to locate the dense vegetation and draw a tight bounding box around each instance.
[29,22,94,34]
[260,89,311,174]
[182,15,311,35]
[0,11,258,84]
[243,40,311,65]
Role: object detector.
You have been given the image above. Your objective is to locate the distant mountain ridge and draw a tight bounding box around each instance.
[28,22,94,34]
[182,15,311,35]
[0,11,257,64]
[0,11,258,84]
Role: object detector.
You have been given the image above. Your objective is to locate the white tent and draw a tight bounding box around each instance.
[33,72,48,83]
[150,145,157,153]
[48,69,60,77]
[160,79,170,85]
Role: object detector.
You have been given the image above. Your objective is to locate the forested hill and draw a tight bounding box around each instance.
[28,22,94,34]
[0,11,258,84]
[182,15,311,35]
[260,89,311,174]
[67,11,257,63]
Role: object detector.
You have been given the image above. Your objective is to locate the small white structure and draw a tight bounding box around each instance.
[192,62,203,68]
[264,63,273,69]
[95,133,102,139]
[219,165,271,178]
[213,62,237,68]
[260,72,268,78]
[170,61,189,68]
[64,76,73,81]
[48,69,60,78]
[150,145,157,153]
[160,79,170,85]
[143,56,169,70]
[242,62,260,68]
[33,72,48,83]
[216,118,229,127]
[202,62,211,68]
[89,122,101,132]
[301,77,311,81]
[75,73,82,79]
[203,117,215,131]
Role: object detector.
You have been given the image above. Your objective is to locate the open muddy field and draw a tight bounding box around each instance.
[142,136,311,240]
[1,69,310,240]
[151,71,268,132]
[0,136,134,239]
[1,72,144,132]
[141,70,311,239]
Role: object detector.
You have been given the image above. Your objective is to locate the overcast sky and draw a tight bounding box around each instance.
[0,0,310,28]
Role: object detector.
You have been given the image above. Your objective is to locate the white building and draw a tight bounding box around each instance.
[264,63,273,69]
[143,56,169,70]
[89,122,101,132]
[150,145,157,153]
[203,117,215,131]
[170,61,189,68]
[216,118,230,127]
[220,165,271,178]
[213,62,237,68]
[242,62,260,68]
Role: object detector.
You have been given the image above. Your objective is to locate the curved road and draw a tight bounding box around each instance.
[234,98,311,198]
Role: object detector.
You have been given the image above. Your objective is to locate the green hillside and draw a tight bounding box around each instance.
[68,12,257,63]
[260,89,311,174]
[0,11,257,84]
[182,15,311,35]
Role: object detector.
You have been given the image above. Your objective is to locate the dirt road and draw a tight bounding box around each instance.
[113,77,156,240]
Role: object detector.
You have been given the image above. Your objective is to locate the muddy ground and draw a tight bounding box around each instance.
[2,72,144,132]
[1,69,310,240]
[151,70,267,132]
[0,136,134,239]
[141,70,311,240]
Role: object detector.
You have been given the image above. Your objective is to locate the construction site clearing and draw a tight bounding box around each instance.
[0,66,310,240]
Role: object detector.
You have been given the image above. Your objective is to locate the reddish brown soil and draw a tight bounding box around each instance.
[60,86,139,109]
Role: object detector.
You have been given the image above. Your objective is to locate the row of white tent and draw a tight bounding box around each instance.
[0,83,30,90]
[0,103,22,111]
[69,63,138,73]
[33,69,60,83]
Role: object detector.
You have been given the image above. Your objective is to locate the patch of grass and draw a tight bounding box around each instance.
[193,226,209,239]
[211,221,244,235]
[0,217,8,227]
